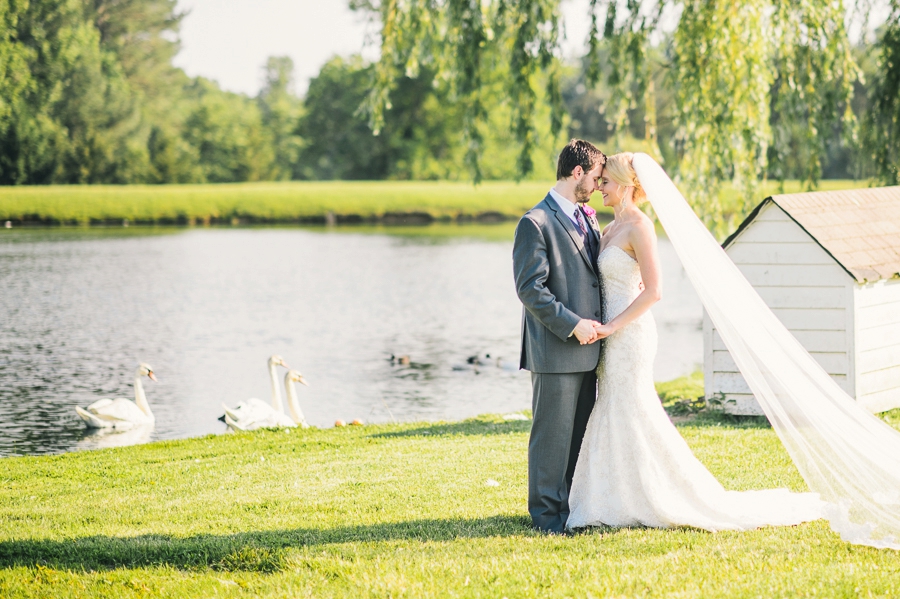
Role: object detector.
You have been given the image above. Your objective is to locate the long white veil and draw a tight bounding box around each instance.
[633,153,900,549]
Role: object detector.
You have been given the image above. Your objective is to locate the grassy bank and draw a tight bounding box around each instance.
[0,181,551,226]
[2,411,899,598]
[0,179,873,226]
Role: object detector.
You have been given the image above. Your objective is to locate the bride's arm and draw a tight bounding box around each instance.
[593,218,662,338]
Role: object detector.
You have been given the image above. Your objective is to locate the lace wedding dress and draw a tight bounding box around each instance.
[566,245,825,531]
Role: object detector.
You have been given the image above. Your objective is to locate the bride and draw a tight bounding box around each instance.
[567,152,823,531]
[565,153,900,547]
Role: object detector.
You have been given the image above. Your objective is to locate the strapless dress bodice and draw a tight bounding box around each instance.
[598,245,644,323]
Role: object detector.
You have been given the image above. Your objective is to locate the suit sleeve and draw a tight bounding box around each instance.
[513,216,582,341]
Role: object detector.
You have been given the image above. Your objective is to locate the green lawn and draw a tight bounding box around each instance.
[0,181,552,225]
[2,411,899,598]
[0,179,874,226]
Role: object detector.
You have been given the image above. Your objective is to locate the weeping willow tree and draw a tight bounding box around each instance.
[352,0,869,231]
[352,0,567,183]
[864,0,900,184]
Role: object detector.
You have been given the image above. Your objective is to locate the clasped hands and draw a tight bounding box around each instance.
[573,319,614,345]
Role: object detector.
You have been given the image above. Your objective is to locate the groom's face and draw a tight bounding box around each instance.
[574,162,603,204]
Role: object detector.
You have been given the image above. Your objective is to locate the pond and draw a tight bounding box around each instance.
[0,224,702,457]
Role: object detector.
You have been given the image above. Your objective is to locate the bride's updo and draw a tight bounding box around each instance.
[604,152,646,204]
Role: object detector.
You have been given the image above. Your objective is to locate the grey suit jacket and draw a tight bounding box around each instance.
[513,194,603,373]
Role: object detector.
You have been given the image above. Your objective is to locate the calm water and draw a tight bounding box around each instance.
[0,225,702,457]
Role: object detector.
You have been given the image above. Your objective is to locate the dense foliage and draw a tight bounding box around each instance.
[2,0,899,213]
[297,55,564,181]
[358,0,897,228]
[0,0,280,183]
[0,0,563,184]
[863,0,900,184]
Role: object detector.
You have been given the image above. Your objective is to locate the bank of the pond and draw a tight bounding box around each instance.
[0,181,550,226]
[0,179,872,227]
[3,408,900,598]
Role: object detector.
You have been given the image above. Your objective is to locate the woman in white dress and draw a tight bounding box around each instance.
[566,152,824,532]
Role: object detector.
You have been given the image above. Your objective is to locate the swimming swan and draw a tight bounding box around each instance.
[75,363,157,429]
[284,369,310,428]
[221,354,292,431]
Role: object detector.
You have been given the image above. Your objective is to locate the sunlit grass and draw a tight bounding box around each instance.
[0,181,553,224]
[655,370,705,405]
[0,179,872,227]
[2,412,899,598]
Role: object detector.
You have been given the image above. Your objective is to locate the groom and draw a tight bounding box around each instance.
[513,139,605,533]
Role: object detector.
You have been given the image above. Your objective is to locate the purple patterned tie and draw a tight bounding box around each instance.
[573,209,588,235]
[575,207,595,265]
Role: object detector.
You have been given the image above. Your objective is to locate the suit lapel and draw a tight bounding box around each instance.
[578,206,601,274]
[585,210,601,242]
[543,195,594,271]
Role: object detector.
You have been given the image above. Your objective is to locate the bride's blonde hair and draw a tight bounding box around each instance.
[604,152,646,204]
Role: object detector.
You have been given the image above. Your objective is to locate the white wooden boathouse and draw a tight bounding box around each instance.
[703,186,900,415]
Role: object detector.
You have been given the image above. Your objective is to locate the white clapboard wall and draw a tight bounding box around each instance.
[703,202,856,414]
[854,278,900,412]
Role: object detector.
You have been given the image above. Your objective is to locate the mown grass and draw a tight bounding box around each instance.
[0,179,873,226]
[2,412,899,598]
[656,370,705,405]
[0,181,552,225]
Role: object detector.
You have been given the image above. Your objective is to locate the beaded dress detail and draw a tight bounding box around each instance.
[566,245,824,531]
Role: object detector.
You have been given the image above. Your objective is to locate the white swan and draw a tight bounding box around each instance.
[221,355,293,431]
[75,363,157,429]
[284,369,310,428]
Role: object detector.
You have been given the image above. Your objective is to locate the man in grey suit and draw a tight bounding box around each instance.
[513,139,606,533]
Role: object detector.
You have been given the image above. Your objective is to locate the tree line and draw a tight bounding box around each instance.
[359,0,900,228]
[0,0,562,184]
[0,0,894,190]
[1,0,286,184]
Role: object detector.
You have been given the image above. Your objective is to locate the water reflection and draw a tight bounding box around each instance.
[74,424,156,452]
[0,224,701,456]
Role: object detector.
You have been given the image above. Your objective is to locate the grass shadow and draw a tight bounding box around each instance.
[671,410,771,429]
[0,515,550,573]
[370,417,531,439]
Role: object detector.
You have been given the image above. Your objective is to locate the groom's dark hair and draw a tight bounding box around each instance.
[556,139,606,180]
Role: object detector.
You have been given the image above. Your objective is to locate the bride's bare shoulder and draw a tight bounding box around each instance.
[629,212,656,240]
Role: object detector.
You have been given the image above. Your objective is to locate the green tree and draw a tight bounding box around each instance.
[297,54,563,181]
[258,56,303,180]
[0,0,295,185]
[145,69,205,183]
[0,0,186,184]
[0,0,43,183]
[17,0,144,183]
[863,1,900,183]
[353,0,565,183]
[181,78,275,183]
[87,0,190,183]
[297,56,390,180]
[297,55,457,180]
[358,0,864,227]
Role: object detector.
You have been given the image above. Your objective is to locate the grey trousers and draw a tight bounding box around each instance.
[528,370,597,533]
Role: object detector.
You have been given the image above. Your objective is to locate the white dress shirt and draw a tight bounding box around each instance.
[548,188,580,226]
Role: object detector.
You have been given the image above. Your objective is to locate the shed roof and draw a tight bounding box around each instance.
[723,186,900,283]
